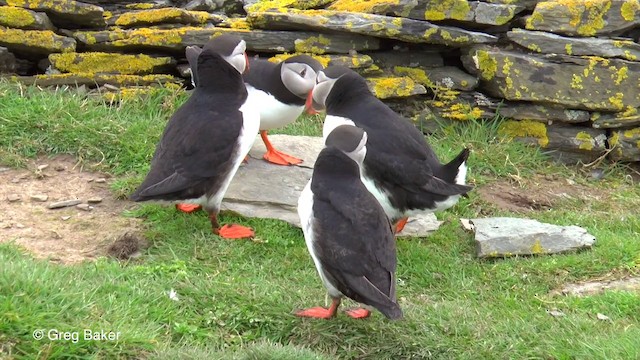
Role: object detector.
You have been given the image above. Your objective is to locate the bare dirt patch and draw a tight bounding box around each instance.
[0,155,144,264]
[551,276,640,297]
[477,174,608,213]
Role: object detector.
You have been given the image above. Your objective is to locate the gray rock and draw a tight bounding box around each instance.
[485,0,539,10]
[473,1,523,25]
[507,28,640,61]
[72,27,380,54]
[183,0,217,11]
[498,102,590,124]
[525,0,640,36]
[423,66,478,91]
[368,49,444,70]
[470,217,596,258]
[7,194,21,202]
[0,46,16,74]
[463,45,640,111]
[95,178,106,183]
[246,9,498,47]
[0,6,55,30]
[591,111,640,129]
[14,74,179,88]
[222,135,441,237]
[48,199,82,209]
[107,8,224,28]
[609,127,640,162]
[76,203,93,211]
[30,194,49,202]
[87,197,103,203]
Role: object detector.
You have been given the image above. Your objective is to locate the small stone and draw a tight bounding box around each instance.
[596,313,611,321]
[0,167,10,173]
[87,197,103,204]
[76,203,93,211]
[30,194,49,202]
[95,178,106,183]
[61,216,71,221]
[48,199,82,209]
[87,178,94,182]
[15,223,25,229]
[37,164,49,171]
[460,218,474,231]
[547,309,565,317]
[566,179,576,186]
[7,194,21,202]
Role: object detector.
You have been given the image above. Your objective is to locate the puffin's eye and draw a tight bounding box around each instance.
[300,68,307,77]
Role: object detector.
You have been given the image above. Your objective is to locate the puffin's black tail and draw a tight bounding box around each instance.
[378,302,403,320]
[442,148,470,183]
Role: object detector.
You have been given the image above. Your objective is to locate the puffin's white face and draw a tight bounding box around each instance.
[311,71,340,111]
[223,40,248,74]
[281,62,318,98]
[344,131,367,165]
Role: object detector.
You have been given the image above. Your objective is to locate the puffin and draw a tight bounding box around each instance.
[129,34,260,239]
[308,66,473,234]
[296,124,403,320]
[186,47,323,165]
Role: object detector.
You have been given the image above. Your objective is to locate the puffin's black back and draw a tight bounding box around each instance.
[323,67,472,214]
[243,58,304,105]
[129,47,247,202]
[310,147,402,320]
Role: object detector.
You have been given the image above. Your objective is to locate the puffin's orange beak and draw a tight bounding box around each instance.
[305,90,319,115]
[244,53,250,74]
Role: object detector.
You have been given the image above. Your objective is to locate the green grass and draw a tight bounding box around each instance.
[1,81,639,359]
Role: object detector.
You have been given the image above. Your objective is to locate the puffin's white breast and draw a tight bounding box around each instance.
[246,84,304,131]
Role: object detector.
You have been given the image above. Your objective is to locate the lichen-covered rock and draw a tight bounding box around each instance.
[463,45,640,111]
[498,102,590,124]
[49,52,175,75]
[268,52,372,69]
[367,76,427,99]
[0,5,54,30]
[0,27,76,56]
[109,8,220,28]
[498,120,608,162]
[218,17,251,30]
[245,0,333,12]
[96,83,184,103]
[328,0,522,26]
[73,27,380,54]
[525,0,640,36]
[507,28,640,61]
[0,45,16,73]
[485,0,540,10]
[368,49,444,70]
[247,9,498,47]
[609,127,640,161]
[12,72,180,87]
[395,65,478,91]
[591,109,640,128]
[3,0,106,28]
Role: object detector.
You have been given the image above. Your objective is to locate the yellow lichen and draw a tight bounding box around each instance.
[575,131,594,150]
[527,43,542,52]
[527,0,614,36]
[0,5,36,28]
[115,8,210,26]
[571,74,584,89]
[393,66,434,87]
[368,76,416,99]
[268,52,330,67]
[442,103,484,121]
[246,0,330,12]
[623,50,637,61]
[423,0,471,21]
[609,92,625,110]
[0,27,74,52]
[620,0,640,21]
[294,35,331,54]
[223,17,252,30]
[614,66,628,85]
[125,3,155,9]
[565,43,573,55]
[530,239,544,254]
[49,52,172,75]
[328,0,402,14]
[621,105,638,117]
[498,119,549,147]
[475,50,497,80]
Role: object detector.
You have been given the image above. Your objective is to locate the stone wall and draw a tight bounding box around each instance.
[1,0,640,164]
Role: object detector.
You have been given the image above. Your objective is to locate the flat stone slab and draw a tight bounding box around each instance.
[222,135,441,237]
[609,127,640,162]
[0,5,55,30]
[3,0,106,28]
[470,217,596,258]
[0,28,76,56]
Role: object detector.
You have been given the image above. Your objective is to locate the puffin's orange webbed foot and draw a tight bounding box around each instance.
[175,203,202,213]
[295,307,336,319]
[394,217,409,234]
[263,149,303,166]
[217,224,254,239]
[344,308,371,319]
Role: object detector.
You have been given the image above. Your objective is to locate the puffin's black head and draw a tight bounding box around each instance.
[309,65,369,112]
[202,34,249,74]
[278,55,324,106]
[325,124,368,165]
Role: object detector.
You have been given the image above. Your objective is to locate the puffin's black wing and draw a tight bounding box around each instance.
[131,99,242,200]
[242,57,278,91]
[311,151,401,318]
